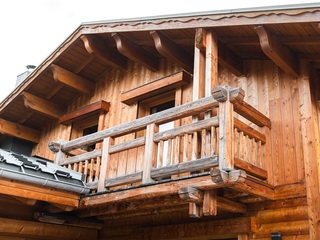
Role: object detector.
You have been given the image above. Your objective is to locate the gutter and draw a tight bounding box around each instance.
[0,149,90,195]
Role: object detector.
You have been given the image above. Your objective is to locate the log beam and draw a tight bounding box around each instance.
[50,64,95,96]
[112,33,158,71]
[0,118,40,143]
[179,186,204,204]
[21,92,65,119]
[81,35,127,71]
[150,30,193,73]
[255,25,299,77]
[0,217,97,240]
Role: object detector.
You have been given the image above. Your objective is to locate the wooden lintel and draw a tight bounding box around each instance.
[0,118,40,143]
[81,35,127,71]
[255,25,299,77]
[21,92,65,119]
[112,33,158,71]
[59,100,110,125]
[50,64,95,96]
[179,186,204,203]
[0,217,97,240]
[218,44,244,77]
[121,71,191,105]
[150,30,193,73]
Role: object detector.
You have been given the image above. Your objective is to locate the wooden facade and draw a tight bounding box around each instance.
[0,3,320,240]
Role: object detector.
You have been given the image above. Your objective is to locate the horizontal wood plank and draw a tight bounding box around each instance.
[234,157,268,180]
[59,100,109,125]
[121,71,191,105]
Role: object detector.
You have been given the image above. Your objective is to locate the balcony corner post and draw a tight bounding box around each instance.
[212,86,235,171]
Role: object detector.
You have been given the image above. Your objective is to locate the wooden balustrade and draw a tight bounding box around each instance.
[49,85,271,192]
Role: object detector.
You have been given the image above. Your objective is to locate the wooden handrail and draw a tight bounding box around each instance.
[59,96,219,153]
[51,85,271,191]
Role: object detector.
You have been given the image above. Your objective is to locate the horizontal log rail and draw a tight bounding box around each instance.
[50,85,271,193]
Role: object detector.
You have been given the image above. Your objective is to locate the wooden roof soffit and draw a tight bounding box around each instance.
[112,33,159,71]
[196,28,243,77]
[50,64,95,96]
[80,35,127,71]
[0,118,40,143]
[150,30,193,73]
[121,71,192,105]
[255,25,299,78]
[59,100,110,125]
[21,92,65,119]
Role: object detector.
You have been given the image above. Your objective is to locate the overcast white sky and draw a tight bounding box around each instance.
[0,0,319,101]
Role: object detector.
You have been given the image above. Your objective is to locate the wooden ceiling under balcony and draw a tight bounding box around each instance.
[0,7,319,142]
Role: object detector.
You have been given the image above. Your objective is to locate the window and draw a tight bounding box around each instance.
[138,91,176,167]
[70,115,99,151]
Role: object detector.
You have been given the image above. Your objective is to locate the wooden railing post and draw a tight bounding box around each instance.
[48,140,67,165]
[212,86,234,171]
[98,137,114,192]
[142,123,158,183]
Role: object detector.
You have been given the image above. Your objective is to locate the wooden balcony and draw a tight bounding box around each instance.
[50,85,272,218]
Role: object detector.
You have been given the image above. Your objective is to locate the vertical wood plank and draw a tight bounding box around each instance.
[298,61,320,239]
[203,190,217,216]
[98,137,114,192]
[142,123,158,183]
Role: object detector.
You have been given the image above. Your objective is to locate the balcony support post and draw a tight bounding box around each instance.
[98,137,114,192]
[212,85,234,171]
[142,123,158,183]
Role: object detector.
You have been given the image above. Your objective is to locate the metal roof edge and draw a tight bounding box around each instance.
[81,2,320,26]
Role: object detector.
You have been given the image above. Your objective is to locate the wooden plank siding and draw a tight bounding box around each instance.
[35,59,305,188]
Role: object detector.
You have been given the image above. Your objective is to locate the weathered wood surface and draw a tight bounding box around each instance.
[61,96,219,152]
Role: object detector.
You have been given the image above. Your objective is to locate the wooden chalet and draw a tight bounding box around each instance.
[1,3,320,239]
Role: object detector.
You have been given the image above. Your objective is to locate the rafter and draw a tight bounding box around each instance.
[150,30,193,73]
[112,33,159,71]
[80,35,127,71]
[21,92,65,119]
[255,25,299,77]
[0,118,40,143]
[50,64,95,96]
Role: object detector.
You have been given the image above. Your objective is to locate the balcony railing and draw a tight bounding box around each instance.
[49,85,271,194]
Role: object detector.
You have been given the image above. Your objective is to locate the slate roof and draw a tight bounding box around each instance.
[0,148,90,194]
